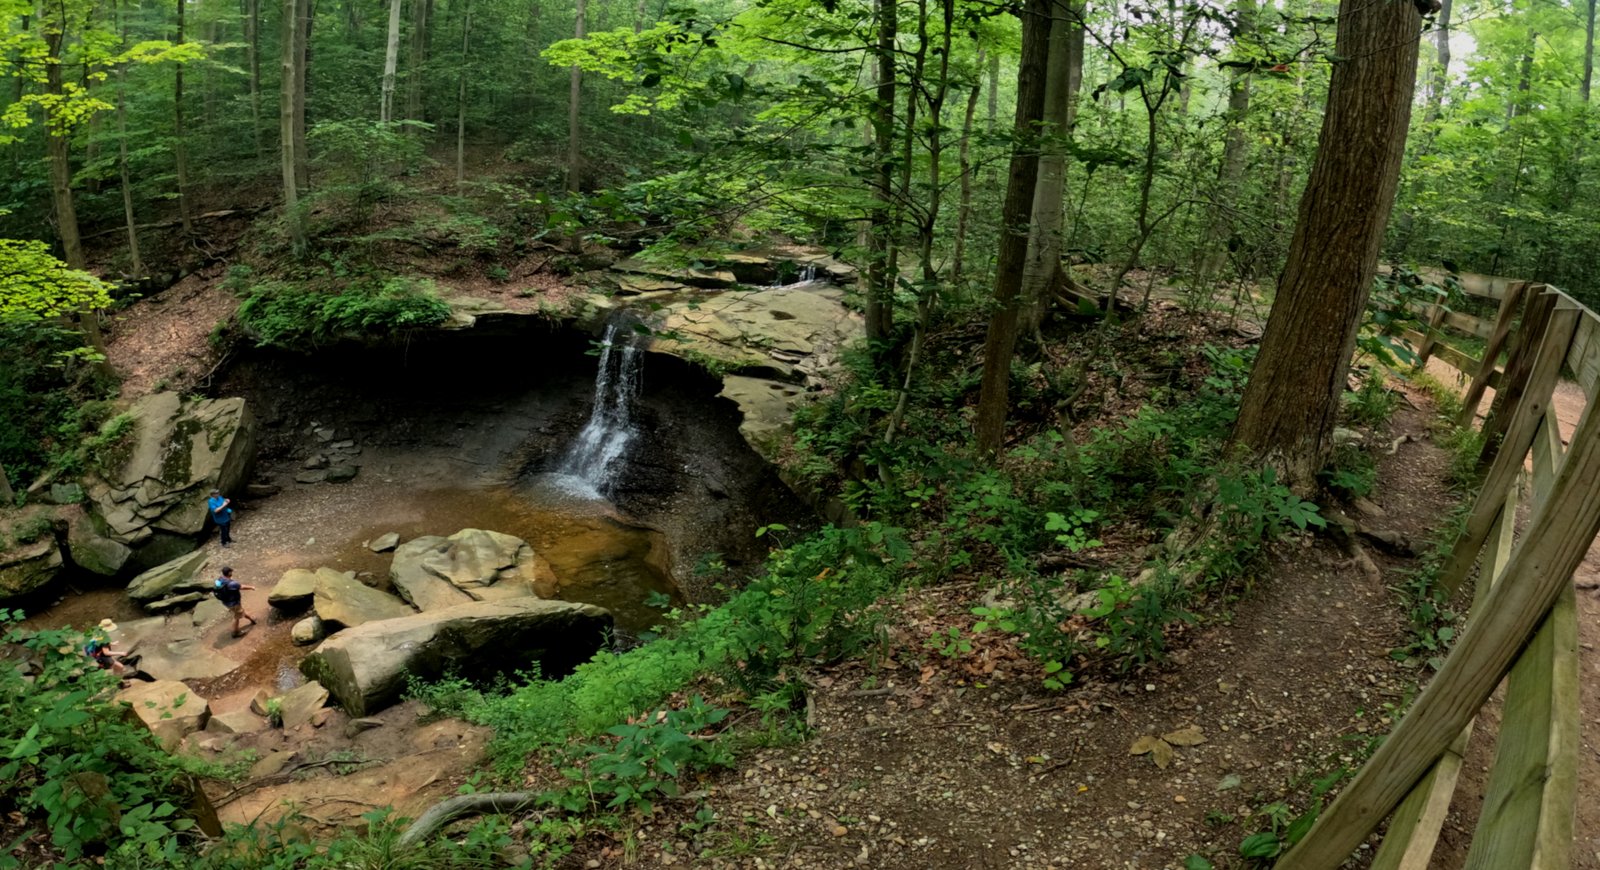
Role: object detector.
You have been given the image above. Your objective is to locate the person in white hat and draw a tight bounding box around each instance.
[84,619,129,677]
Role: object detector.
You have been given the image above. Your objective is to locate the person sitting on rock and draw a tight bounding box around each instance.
[207,488,235,547]
[84,619,129,677]
[213,567,258,638]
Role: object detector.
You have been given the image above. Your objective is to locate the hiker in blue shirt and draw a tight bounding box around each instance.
[213,567,259,638]
[207,488,234,547]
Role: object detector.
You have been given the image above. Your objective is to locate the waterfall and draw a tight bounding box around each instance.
[554,320,643,497]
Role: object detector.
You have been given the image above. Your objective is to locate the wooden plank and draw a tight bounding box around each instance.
[1563,314,1600,392]
[1379,265,1520,300]
[1403,302,1495,341]
[1401,327,1484,379]
[1480,292,1564,463]
[1276,368,1600,870]
[1369,482,1517,870]
[1458,281,1532,429]
[1461,585,1579,870]
[1413,302,1451,369]
[1438,307,1580,597]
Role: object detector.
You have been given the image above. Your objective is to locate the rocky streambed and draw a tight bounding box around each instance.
[3,248,862,832]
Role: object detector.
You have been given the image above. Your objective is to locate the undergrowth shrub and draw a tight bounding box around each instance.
[235,276,451,349]
[0,609,211,865]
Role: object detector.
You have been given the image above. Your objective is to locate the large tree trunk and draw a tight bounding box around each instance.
[1423,0,1450,123]
[246,0,262,154]
[1199,0,1255,281]
[0,463,14,505]
[565,0,585,192]
[43,29,84,271]
[174,0,194,234]
[293,0,311,191]
[861,0,897,346]
[1019,0,1085,335]
[973,0,1051,455]
[1231,0,1422,490]
[280,0,305,253]
[381,0,402,122]
[455,0,470,185]
[950,48,983,285]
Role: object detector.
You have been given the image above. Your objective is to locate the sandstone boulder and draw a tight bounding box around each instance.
[118,680,210,750]
[126,548,211,603]
[66,512,131,577]
[291,616,324,646]
[277,680,330,730]
[301,598,612,715]
[133,636,240,682]
[0,539,62,600]
[313,571,412,630]
[83,393,256,547]
[367,533,400,553]
[268,568,322,610]
[388,529,555,611]
[206,709,266,735]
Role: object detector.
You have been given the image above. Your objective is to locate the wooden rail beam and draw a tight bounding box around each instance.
[1457,281,1531,429]
[1275,367,1600,870]
[1478,290,1558,453]
[1437,307,1579,597]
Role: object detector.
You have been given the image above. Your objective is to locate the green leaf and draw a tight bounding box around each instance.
[1239,831,1280,858]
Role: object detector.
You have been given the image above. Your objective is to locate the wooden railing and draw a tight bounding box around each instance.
[1278,275,1597,869]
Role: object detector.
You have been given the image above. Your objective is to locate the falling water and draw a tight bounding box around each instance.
[554,320,643,497]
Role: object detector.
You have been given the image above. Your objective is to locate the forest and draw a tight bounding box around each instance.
[2,0,1600,863]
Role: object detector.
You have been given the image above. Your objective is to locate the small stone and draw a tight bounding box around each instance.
[314,427,335,443]
[249,689,272,716]
[291,616,324,645]
[324,465,359,484]
[311,708,332,728]
[344,717,384,739]
[294,470,327,484]
[830,825,848,837]
[367,532,400,553]
[244,483,282,498]
[249,751,294,779]
[303,454,328,470]
[331,440,355,449]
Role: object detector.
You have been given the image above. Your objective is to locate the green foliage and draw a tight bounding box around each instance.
[10,513,54,546]
[235,276,452,349]
[0,240,112,323]
[541,696,733,814]
[456,522,907,772]
[1343,371,1398,428]
[0,609,204,863]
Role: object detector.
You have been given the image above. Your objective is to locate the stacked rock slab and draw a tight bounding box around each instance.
[126,549,212,605]
[82,392,255,552]
[301,598,612,715]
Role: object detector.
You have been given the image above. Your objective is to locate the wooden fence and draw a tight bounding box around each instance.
[1277,272,1599,869]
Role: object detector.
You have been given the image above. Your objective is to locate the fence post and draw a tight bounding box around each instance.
[1477,289,1557,456]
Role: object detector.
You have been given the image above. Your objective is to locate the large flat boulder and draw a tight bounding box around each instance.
[301,598,613,716]
[117,680,210,750]
[133,636,240,682]
[0,539,62,600]
[389,529,556,611]
[313,571,413,631]
[83,392,256,547]
[126,549,211,604]
[269,568,325,611]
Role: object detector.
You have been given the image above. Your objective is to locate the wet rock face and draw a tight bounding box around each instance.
[300,598,612,716]
[83,392,256,550]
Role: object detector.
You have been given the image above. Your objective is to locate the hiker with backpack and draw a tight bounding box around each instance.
[207,488,235,547]
[212,567,259,638]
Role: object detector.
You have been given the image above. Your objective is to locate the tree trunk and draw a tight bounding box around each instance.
[117,63,144,276]
[381,0,402,122]
[1585,0,1595,103]
[280,0,305,253]
[407,0,428,126]
[1019,1,1084,335]
[0,463,14,505]
[633,0,643,33]
[565,0,585,192]
[43,30,84,271]
[174,0,194,234]
[863,0,897,344]
[1423,0,1450,123]
[246,0,262,154]
[974,0,1051,455]
[293,0,311,192]
[951,48,983,285]
[455,0,470,186]
[1200,0,1255,281]
[1231,0,1422,490]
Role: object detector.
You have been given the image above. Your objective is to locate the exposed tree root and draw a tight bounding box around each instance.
[396,792,541,849]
